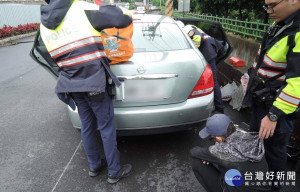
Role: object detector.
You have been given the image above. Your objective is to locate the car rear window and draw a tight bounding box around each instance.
[132,22,190,52]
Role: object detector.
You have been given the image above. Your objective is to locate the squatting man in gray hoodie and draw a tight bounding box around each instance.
[190,114,270,192]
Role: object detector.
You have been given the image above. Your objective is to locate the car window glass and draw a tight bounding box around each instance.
[132,23,190,52]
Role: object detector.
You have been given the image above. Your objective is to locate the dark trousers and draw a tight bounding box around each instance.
[72,91,120,176]
[192,158,223,192]
[208,59,224,112]
[250,104,294,189]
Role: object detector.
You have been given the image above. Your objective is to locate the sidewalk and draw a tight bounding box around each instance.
[0,31,36,47]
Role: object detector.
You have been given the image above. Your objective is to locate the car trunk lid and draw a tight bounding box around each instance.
[111,49,206,107]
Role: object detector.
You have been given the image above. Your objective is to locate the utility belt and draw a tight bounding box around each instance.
[249,75,282,109]
[250,74,300,119]
[252,88,277,109]
[87,75,116,102]
[87,92,104,102]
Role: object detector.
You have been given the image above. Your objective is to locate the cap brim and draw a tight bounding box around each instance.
[199,127,210,139]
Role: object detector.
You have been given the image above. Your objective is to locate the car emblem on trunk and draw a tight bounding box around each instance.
[137,66,146,74]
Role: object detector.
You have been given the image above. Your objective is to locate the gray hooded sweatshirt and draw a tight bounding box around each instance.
[209,131,265,162]
[190,131,269,192]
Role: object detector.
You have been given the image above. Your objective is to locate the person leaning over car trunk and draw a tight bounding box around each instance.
[190,114,270,192]
[40,0,132,184]
[242,0,300,191]
[183,24,225,114]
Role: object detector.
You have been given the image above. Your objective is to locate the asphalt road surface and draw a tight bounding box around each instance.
[1,36,299,192]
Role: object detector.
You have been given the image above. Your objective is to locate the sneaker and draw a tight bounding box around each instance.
[107,164,132,184]
[89,158,107,177]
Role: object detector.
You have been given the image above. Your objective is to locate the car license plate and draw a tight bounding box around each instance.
[124,79,164,102]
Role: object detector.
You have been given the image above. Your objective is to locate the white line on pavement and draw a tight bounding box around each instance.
[51,140,82,192]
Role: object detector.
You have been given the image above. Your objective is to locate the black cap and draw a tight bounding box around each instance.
[45,0,50,4]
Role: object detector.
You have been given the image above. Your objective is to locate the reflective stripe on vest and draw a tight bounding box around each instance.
[40,0,103,68]
[263,54,287,69]
[50,36,102,58]
[252,61,286,81]
[278,91,300,106]
[257,68,286,81]
[57,50,106,67]
[252,36,289,80]
[256,37,288,80]
[253,51,287,70]
[252,61,257,69]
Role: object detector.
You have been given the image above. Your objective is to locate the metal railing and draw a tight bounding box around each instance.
[168,9,270,41]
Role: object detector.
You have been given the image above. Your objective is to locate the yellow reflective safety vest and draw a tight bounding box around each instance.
[39,0,132,94]
[40,0,103,68]
[192,35,201,48]
[184,24,204,48]
[269,32,300,115]
[245,15,300,118]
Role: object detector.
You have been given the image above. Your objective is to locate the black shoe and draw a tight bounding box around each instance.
[89,158,107,177]
[107,164,132,184]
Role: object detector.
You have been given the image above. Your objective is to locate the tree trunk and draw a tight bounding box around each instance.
[239,2,243,20]
[225,0,229,18]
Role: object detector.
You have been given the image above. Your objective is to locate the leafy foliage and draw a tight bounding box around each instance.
[175,0,269,23]
[0,23,39,39]
[152,0,164,7]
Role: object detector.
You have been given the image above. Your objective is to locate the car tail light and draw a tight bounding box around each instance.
[188,64,214,99]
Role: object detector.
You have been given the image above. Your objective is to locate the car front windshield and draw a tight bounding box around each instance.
[132,22,190,52]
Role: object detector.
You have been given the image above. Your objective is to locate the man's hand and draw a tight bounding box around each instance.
[259,115,277,139]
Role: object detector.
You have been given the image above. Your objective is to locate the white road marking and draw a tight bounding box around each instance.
[51,140,82,192]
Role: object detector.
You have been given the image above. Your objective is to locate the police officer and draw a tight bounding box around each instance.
[40,0,132,184]
[183,25,225,113]
[242,0,300,191]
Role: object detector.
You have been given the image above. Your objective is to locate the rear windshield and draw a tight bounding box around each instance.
[132,22,190,52]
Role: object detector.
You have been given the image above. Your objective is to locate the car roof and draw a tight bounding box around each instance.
[133,14,175,24]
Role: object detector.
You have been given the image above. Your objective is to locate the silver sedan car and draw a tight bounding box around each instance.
[30,14,232,135]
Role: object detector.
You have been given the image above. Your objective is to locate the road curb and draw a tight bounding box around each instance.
[0,32,37,47]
